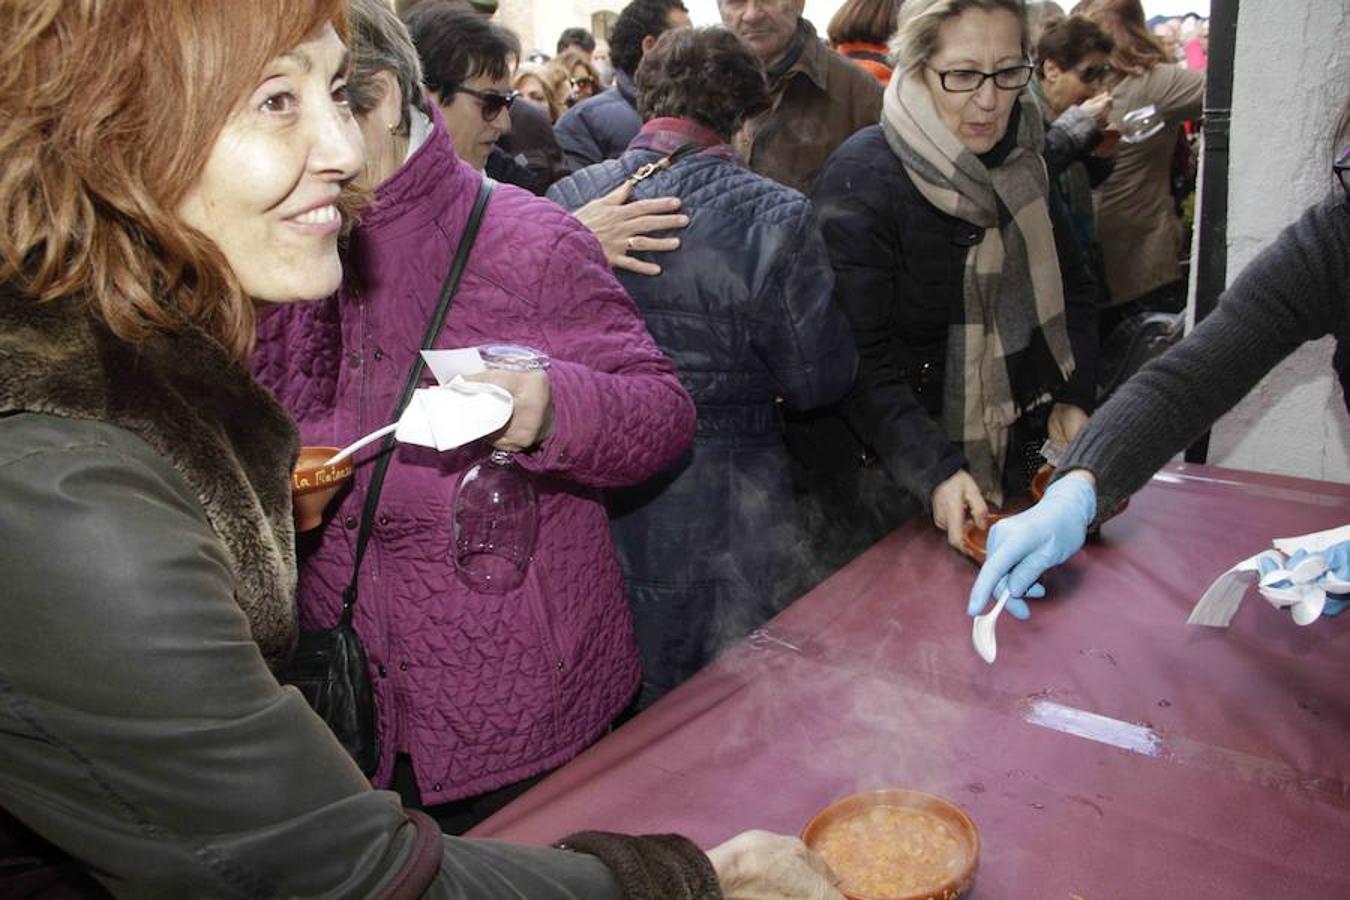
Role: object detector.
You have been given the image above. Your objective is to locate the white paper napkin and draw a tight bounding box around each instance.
[324,349,511,465]
[421,348,486,383]
[394,376,512,452]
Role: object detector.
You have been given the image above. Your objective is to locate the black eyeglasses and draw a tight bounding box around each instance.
[454,85,519,121]
[926,63,1034,93]
[1336,147,1349,199]
[1075,63,1114,84]
[569,76,596,89]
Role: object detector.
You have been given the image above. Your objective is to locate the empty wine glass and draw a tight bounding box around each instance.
[452,344,550,594]
[1119,104,1165,144]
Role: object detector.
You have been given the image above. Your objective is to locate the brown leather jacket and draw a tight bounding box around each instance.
[0,286,715,898]
[734,21,883,194]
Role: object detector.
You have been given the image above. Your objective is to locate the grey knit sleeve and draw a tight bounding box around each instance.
[1057,196,1350,516]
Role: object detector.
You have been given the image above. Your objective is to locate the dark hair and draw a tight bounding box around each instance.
[827,0,901,47]
[612,0,689,77]
[1071,0,1168,75]
[636,26,770,142]
[1036,14,1113,74]
[557,27,596,55]
[406,4,519,98]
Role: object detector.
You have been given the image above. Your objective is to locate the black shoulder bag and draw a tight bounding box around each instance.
[277,178,496,775]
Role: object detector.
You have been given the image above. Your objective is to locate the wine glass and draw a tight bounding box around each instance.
[1119,104,1166,144]
[452,344,550,594]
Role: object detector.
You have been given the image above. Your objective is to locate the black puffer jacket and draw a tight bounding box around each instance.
[549,131,857,705]
[791,122,1100,507]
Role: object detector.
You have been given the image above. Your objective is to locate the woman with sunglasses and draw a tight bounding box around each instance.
[1033,15,1117,272]
[559,48,603,107]
[254,0,701,836]
[970,100,1350,625]
[792,0,1100,570]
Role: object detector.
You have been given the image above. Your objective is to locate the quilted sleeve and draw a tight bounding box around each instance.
[515,226,696,487]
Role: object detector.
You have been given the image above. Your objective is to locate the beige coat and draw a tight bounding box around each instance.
[1096,63,1205,305]
[735,24,882,194]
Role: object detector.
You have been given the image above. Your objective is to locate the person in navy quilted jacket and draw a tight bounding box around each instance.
[251,0,697,833]
[549,26,859,708]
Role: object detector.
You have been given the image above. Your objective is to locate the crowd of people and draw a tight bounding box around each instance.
[0,0,1345,896]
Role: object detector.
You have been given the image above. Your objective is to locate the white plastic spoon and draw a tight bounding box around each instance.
[972,588,1013,665]
[1291,588,1327,627]
[1289,553,1328,585]
[325,422,399,466]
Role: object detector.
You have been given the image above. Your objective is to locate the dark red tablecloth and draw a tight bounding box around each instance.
[471,464,1350,897]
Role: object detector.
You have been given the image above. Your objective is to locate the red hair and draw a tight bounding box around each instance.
[0,0,349,361]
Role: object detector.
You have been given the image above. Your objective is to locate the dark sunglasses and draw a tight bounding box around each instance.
[456,85,519,121]
[569,76,596,89]
[1336,147,1349,199]
[1076,63,1114,83]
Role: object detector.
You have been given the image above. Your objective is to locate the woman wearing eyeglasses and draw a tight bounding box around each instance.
[559,48,603,107]
[253,0,699,835]
[792,0,1100,566]
[406,4,521,172]
[969,100,1350,624]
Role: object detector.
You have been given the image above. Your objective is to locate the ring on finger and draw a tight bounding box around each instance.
[625,237,636,251]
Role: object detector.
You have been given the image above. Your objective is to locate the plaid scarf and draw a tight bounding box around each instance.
[881,69,1075,504]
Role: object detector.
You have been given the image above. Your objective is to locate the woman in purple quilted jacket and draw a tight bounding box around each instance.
[252,0,696,833]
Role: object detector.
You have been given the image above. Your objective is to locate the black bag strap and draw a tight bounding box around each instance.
[339,177,496,625]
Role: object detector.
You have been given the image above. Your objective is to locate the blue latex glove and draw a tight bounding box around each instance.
[967,475,1098,620]
[1321,540,1350,580]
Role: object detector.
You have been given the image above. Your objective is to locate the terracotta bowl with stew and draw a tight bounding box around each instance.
[291,446,354,533]
[803,789,979,900]
[959,513,1010,565]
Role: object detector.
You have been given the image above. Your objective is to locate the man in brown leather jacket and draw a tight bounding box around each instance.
[719,0,883,193]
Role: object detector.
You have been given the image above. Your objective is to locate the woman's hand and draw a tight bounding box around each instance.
[1047,402,1090,448]
[706,830,844,900]
[931,470,990,550]
[465,369,554,451]
[572,179,689,276]
[1080,91,1114,129]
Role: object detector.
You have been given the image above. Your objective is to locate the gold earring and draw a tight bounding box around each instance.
[387,121,399,135]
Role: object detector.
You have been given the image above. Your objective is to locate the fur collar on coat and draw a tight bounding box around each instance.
[0,284,300,667]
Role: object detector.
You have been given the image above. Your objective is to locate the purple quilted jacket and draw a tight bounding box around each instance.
[251,111,695,801]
